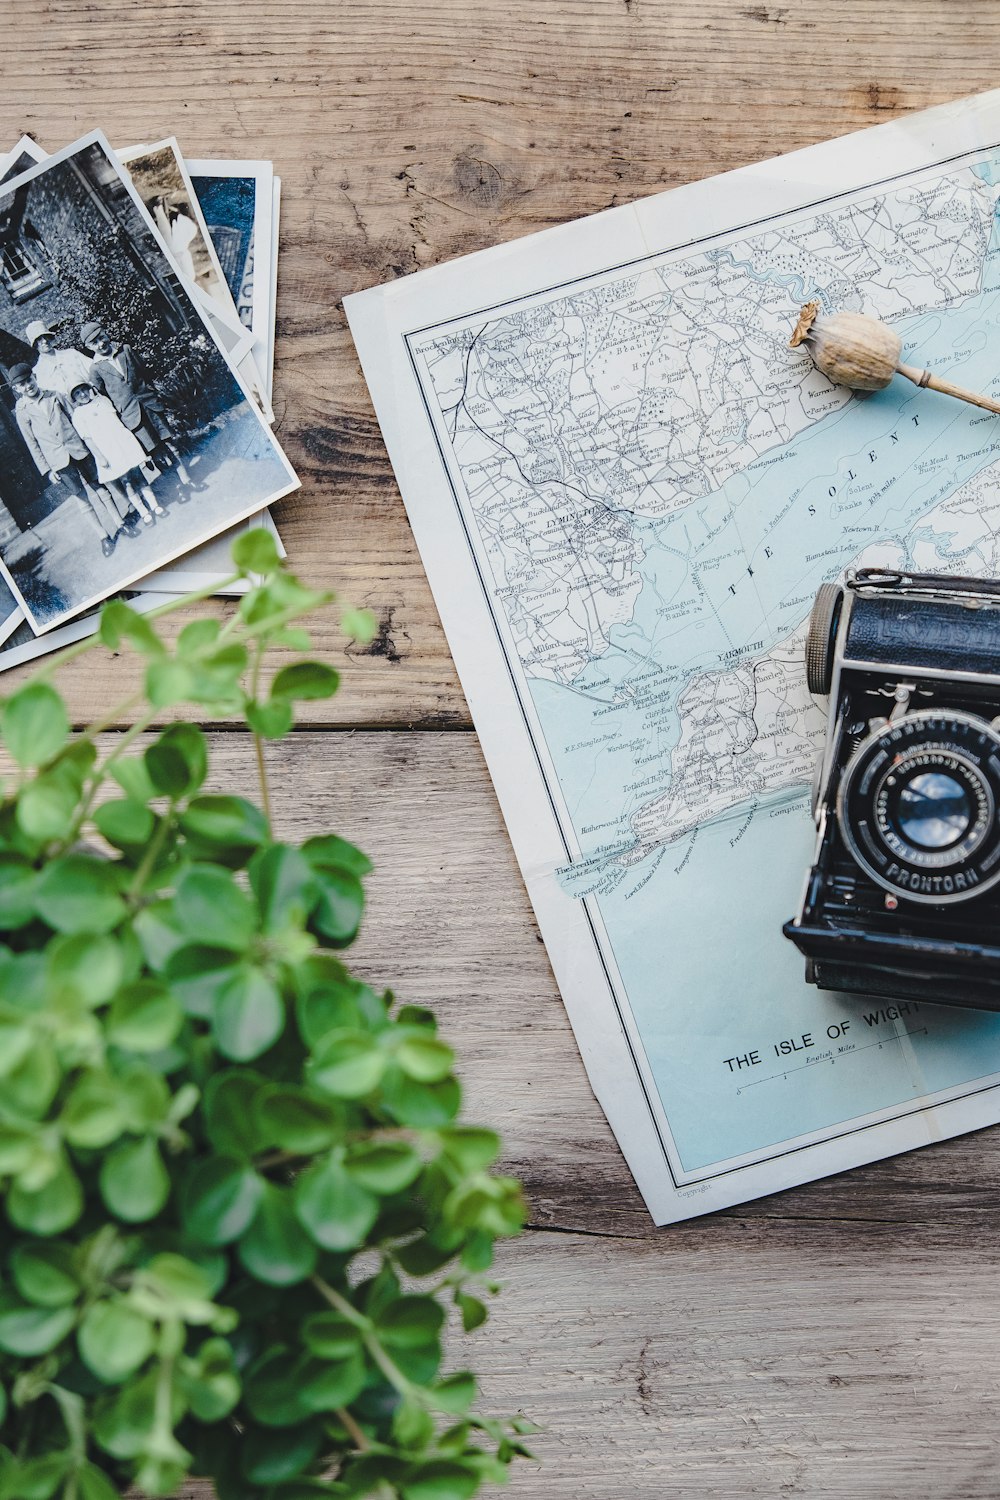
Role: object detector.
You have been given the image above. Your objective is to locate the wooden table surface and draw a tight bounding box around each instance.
[8,3,1000,1495]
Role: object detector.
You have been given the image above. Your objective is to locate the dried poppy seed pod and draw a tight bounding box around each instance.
[789,302,900,390]
[789,301,1000,416]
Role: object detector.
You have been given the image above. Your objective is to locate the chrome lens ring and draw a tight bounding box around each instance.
[837,708,1000,904]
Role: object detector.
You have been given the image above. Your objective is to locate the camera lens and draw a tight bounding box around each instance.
[893,771,972,850]
[836,708,1000,903]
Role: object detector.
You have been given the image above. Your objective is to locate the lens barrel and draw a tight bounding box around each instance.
[836,709,1000,903]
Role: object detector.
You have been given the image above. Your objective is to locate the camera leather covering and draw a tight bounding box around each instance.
[786,571,1000,1011]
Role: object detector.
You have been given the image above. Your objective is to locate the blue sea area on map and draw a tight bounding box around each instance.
[529,168,1000,1172]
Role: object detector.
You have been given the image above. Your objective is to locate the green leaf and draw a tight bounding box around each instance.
[94,797,156,852]
[1,1450,72,1500]
[109,755,156,804]
[179,1336,241,1421]
[8,1156,83,1235]
[175,865,257,951]
[255,1085,338,1153]
[246,699,294,738]
[133,902,185,970]
[294,1153,379,1251]
[297,1348,368,1412]
[177,617,222,656]
[118,1065,171,1132]
[34,856,125,935]
[180,796,269,860]
[341,607,378,644]
[0,1297,75,1355]
[308,1029,386,1099]
[93,1369,169,1458]
[145,658,194,708]
[77,1463,120,1500]
[0,855,36,929]
[393,1397,435,1449]
[99,600,164,656]
[345,1139,423,1196]
[1,682,68,768]
[302,834,373,879]
[10,1241,78,1307]
[233,527,282,574]
[212,966,284,1061]
[16,772,78,843]
[400,1461,481,1500]
[396,1034,455,1083]
[4,1041,60,1120]
[203,1069,267,1158]
[183,1157,264,1245]
[0,1122,36,1175]
[456,1292,488,1332]
[243,1349,315,1427]
[309,868,365,946]
[135,1254,226,1329]
[270,662,340,702]
[60,1072,127,1149]
[294,969,363,1048]
[241,1421,323,1485]
[107,981,183,1052]
[437,1127,501,1174]
[382,1069,461,1128]
[144,723,208,798]
[249,845,319,932]
[375,1296,445,1350]
[237,1184,318,1285]
[428,1372,477,1415]
[0,1022,33,1079]
[78,1298,154,1383]
[164,944,242,1019]
[99,1136,170,1222]
[300,1311,363,1360]
[47,932,124,1006]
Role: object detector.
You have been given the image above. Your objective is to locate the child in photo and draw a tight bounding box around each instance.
[10,362,124,557]
[81,322,203,496]
[68,382,166,526]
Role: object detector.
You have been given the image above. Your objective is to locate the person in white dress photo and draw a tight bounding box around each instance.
[68,382,166,529]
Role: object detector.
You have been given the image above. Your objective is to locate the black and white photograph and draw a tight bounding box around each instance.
[119,139,239,325]
[0,131,298,633]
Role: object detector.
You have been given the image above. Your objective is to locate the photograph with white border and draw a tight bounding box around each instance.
[1,139,283,601]
[0,132,298,634]
[188,159,274,399]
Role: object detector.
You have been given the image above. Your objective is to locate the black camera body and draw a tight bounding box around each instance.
[784,568,1000,1011]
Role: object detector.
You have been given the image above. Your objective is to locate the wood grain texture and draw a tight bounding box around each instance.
[7,2,1000,1491]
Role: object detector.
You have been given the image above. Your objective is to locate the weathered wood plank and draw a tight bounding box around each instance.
[479,1228,1000,1498]
[6,2,1000,726]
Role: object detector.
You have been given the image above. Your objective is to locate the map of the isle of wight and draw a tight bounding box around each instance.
[348,97,1000,1221]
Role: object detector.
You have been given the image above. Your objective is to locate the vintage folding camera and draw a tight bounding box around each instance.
[784,567,1000,1011]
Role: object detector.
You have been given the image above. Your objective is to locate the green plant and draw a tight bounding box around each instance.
[0,531,530,1500]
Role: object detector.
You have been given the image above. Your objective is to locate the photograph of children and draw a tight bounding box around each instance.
[0,132,298,634]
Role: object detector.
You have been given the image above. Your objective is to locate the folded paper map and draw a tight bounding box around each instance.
[347,89,1000,1223]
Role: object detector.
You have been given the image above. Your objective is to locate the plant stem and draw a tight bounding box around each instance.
[250,640,272,830]
[335,1406,370,1452]
[311,1276,416,1399]
[128,805,175,897]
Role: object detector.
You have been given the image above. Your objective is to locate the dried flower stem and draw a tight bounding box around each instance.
[790,301,1000,416]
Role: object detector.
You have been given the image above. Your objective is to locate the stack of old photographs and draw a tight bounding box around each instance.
[0,129,296,670]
